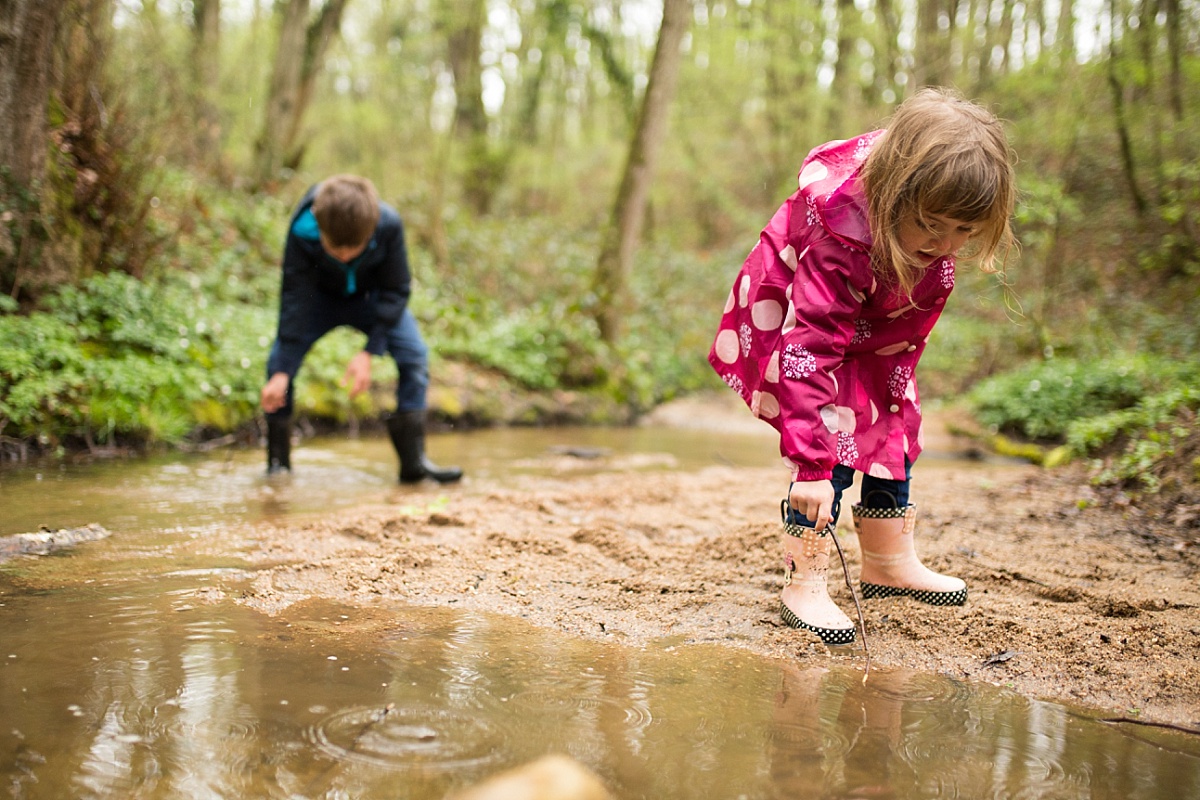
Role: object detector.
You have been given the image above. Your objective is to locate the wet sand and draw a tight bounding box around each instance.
[233,397,1200,731]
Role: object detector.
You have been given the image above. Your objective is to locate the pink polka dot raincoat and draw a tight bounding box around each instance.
[708,131,956,483]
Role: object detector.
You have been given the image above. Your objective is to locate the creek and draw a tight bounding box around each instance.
[2,423,1199,799]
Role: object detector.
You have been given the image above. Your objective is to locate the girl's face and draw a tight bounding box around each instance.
[898,212,977,265]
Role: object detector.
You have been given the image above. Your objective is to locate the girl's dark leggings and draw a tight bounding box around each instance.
[785,460,912,527]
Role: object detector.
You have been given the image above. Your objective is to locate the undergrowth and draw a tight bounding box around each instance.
[969,355,1200,499]
[0,171,730,455]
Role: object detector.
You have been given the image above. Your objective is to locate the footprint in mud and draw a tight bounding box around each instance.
[1035,585,1084,603]
[570,525,651,567]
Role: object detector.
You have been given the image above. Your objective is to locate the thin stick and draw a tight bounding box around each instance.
[828,525,871,683]
[304,703,395,795]
[1096,716,1200,735]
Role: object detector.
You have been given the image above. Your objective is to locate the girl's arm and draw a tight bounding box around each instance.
[776,237,870,481]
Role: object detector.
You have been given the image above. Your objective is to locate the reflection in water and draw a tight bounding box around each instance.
[2,574,1199,799]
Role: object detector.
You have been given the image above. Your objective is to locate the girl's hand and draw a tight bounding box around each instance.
[788,480,836,532]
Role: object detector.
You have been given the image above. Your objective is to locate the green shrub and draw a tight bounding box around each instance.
[0,270,269,448]
[0,187,729,450]
[967,354,1193,442]
[417,210,723,407]
[0,313,89,438]
[1066,386,1200,492]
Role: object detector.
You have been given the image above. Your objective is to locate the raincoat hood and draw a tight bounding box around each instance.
[796,130,884,254]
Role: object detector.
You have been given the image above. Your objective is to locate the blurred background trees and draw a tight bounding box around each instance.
[5,1,1198,311]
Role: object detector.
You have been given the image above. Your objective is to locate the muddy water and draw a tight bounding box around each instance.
[0,422,777,538]
[3,426,1200,799]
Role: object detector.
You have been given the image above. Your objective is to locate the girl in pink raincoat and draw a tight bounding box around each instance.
[709,88,1017,646]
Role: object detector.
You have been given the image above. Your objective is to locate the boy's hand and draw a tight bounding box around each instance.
[261,373,291,413]
[343,351,371,397]
[788,479,836,532]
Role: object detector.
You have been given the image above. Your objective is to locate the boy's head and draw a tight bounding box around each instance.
[312,175,381,258]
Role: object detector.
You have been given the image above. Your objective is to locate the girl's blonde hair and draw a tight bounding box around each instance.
[861,87,1017,296]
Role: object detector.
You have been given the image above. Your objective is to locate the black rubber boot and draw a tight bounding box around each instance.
[386,410,463,484]
[266,415,292,474]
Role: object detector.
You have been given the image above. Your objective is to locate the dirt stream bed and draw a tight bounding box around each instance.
[234,405,1200,732]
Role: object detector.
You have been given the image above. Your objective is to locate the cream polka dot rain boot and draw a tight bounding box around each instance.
[852,504,967,606]
[780,510,857,646]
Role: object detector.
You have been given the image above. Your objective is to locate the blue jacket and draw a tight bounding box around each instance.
[273,184,412,377]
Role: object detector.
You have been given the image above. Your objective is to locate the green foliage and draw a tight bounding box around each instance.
[0,169,54,302]
[418,210,722,407]
[10,0,1200,479]
[1066,386,1200,492]
[1141,159,1200,281]
[0,169,285,449]
[0,269,271,448]
[0,174,728,451]
[920,310,1022,397]
[968,354,1196,442]
[1013,174,1081,255]
[969,354,1200,495]
[290,327,397,420]
[0,313,89,437]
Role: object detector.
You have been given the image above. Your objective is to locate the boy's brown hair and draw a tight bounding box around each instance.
[861,87,1017,296]
[312,174,381,248]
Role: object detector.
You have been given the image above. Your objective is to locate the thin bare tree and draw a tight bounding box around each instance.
[591,0,690,345]
[191,0,222,172]
[254,0,350,186]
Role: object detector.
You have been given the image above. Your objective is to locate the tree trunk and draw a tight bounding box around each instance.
[874,0,902,100]
[998,0,1016,73]
[1106,1,1147,216]
[438,0,506,215]
[191,0,222,171]
[1029,0,1046,54]
[826,0,858,134]
[516,1,565,143]
[915,0,955,87]
[285,0,349,169]
[591,0,688,345]
[441,0,487,138]
[1056,0,1076,65]
[0,0,68,187]
[762,2,815,186]
[0,0,68,301]
[956,0,979,85]
[254,0,349,185]
[256,0,308,184]
[1162,0,1183,120]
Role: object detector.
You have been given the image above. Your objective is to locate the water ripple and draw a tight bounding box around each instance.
[307,704,504,771]
[502,690,653,729]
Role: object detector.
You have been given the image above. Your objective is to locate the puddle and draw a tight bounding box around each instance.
[2,423,1197,798]
[3,580,1198,799]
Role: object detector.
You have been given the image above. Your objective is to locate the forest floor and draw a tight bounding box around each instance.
[234,394,1200,731]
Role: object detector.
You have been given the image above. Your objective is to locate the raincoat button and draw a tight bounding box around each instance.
[889,404,900,413]
[906,345,917,352]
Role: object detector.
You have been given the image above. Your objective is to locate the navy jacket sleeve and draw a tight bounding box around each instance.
[364,206,411,356]
[273,213,319,378]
